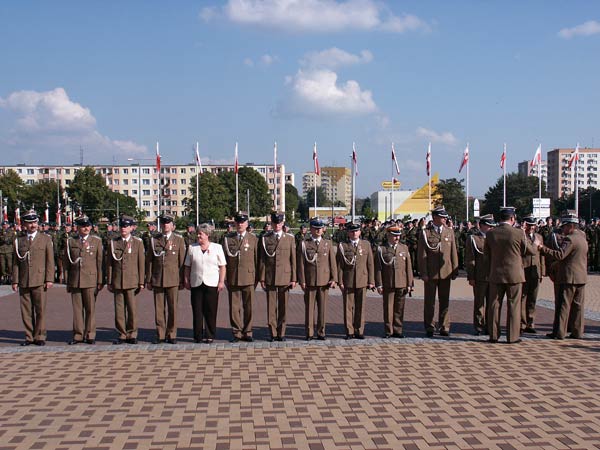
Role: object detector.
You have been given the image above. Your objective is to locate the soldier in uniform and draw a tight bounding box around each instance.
[521,215,545,334]
[485,207,537,344]
[222,211,258,342]
[183,223,197,248]
[11,210,55,346]
[332,222,346,244]
[258,211,296,342]
[538,211,588,339]
[375,226,413,338]
[0,221,16,284]
[585,218,597,271]
[465,214,496,335]
[403,220,418,276]
[142,221,158,253]
[145,215,186,344]
[337,222,375,339]
[417,206,459,337]
[106,215,145,344]
[297,217,337,341]
[63,215,104,345]
[295,224,308,246]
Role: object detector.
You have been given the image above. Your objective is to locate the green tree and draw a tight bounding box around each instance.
[482,173,548,218]
[304,186,330,207]
[217,167,272,217]
[360,197,374,218]
[0,169,25,220]
[434,178,466,221]
[21,180,63,222]
[553,187,600,220]
[186,173,229,224]
[285,183,300,225]
[67,167,111,222]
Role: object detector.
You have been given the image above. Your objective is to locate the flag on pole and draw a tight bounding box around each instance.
[568,143,580,169]
[234,142,239,174]
[2,204,7,222]
[391,142,400,175]
[426,142,431,176]
[529,144,542,174]
[352,142,358,176]
[44,203,49,223]
[15,206,20,226]
[195,142,202,170]
[56,204,61,227]
[458,144,469,173]
[500,143,506,169]
[156,142,161,171]
[313,142,320,175]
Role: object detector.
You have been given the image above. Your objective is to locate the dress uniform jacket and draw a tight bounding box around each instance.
[522,232,545,278]
[223,232,259,287]
[297,237,337,287]
[417,226,458,280]
[145,233,186,287]
[337,240,375,288]
[484,224,532,284]
[259,232,296,286]
[465,231,488,283]
[374,242,413,289]
[63,234,103,288]
[541,229,587,285]
[107,236,145,289]
[12,232,55,287]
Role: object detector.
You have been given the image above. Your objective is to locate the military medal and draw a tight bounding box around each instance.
[127,242,132,254]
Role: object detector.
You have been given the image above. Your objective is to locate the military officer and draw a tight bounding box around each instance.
[521,215,545,334]
[142,221,158,253]
[223,211,258,342]
[63,215,104,345]
[258,211,296,341]
[538,211,588,339]
[484,207,538,344]
[297,217,337,340]
[295,224,308,246]
[375,226,413,338]
[183,223,197,248]
[337,222,375,339]
[0,221,16,284]
[106,215,145,344]
[465,214,495,335]
[417,206,459,337]
[145,215,186,344]
[11,210,55,346]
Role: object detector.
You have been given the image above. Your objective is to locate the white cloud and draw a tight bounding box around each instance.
[416,126,458,145]
[558,20,600,39]
[199,6,218,22]
[280,68,377,116]
[301,47,372,70]
[243,57,254,67]
[0,88,147,161]
[204,0,429,34]
[244,54,277,67]
[260,54,276,65]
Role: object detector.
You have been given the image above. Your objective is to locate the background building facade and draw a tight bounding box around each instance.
[517,160,548,186]
[546,147,600,199]
[302,166,351,207]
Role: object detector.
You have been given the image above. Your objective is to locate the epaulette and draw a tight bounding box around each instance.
[285,232,295,238]
[133,236,143,242]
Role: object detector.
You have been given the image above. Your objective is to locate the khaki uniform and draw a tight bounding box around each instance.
[521,232,545,330]
[258,231,296,339]
[145,233,186,340]
[417,225,458,334]
[540,229,588,338]
[297,236,337,338]
[106,236,145,340]
[375,242,413,336]
[63,234,104,341]
[484,223,534,343]
[337,240,375,337]
[12,232,55,342]
[0,228,16,283]
[464,230,489,333]
[223,231,258,339]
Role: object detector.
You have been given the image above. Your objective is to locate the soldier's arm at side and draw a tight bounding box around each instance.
[464,236,475,285]
[417,231,428,281]
[367,245,375,288]
[45,237,54,289]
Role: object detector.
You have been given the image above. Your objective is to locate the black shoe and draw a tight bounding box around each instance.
[524,327,537,334]
[474,330,482,336]
[392,333,405,339]
[68,340,82,345]
[355,334,365,340]
[21,341,33,346]
[426,331,434,338]
[153,339,165,345]
[113,339,126,345]
[166,338,177,344]
[439,330,450,337]
[567,334,581,339]
[317,336,326,341]
[306,336,314,341]
[268,337,275,342]
[230,337,240,343]
[508,339,522,344]
[127,338,138,344]
[85,339,95,345]
[278,337,286,342]
[345,334,353,340]
[488,338,498,343]
[242,336,253,342]
[546,332,556,339]
[204,338,213,344]
[194,338,202,343]
[34,340,46,346]
[383,334,391,339]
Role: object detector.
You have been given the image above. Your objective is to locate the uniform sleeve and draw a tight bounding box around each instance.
[215,244,227,266]
[290,237,297,283]
[367,244,375,285]
[12,239,19,283]
[336,243,344,286]
[96,239,104,285]
[450,229,459,272]
[184,245,192,267]
[45,236,55,283]
[540,236,575,261]
[137,240,145,285]
[374,247,382,287]
[257,237,265,282]
[405,246,414,287]
[417,230,427,277]
[296,240,305,285]
[144,240,153,284]
[328,242,337,284]
[464,236,475,281]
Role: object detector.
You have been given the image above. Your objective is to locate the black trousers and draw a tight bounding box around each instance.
[191,283,219,340]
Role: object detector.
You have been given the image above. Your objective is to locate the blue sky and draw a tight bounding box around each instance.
[1,1,599,197]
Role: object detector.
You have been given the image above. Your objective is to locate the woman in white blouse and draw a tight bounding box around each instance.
[184,224,226,343]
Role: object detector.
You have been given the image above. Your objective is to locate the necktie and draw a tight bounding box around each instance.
[28,235,33,244]
[276,233,280,241]
[238,234,242,241]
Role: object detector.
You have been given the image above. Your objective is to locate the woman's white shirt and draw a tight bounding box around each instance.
[185,242,227,288]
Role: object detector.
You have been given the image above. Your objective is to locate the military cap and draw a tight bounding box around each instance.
[1,221,8,226]
[386,226,402,236]
[159,215,174,224]
[75,215,93,227]
[560,210,579,224]
[431,206,449,218]
[499,206,516,216]
[234,211,249,223]
[22,210,39,222]
[270,211,285,224]
[119,215,135,227]
[478,214,496,227]
[522,215,537,225]
[345,222,361,231]
[309,217,325,229]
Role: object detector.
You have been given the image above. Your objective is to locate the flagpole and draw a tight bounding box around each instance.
[235,142,239,212]
[196,142,200,226]
[466,145,470,221]
[503,143,507,207]
[314,142,317,217]
[538,144,541,214]
[156,141,161,227]
[351,143,356,223]
[428,143,431,212]
[273,142,278,211]
[391,143,395,221]
[574,143,579,217]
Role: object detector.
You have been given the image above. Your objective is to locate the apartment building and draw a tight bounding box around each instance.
[302,166,351,206]
[546,147,600,199]
[0,162,294,220]
[517,160,548,186]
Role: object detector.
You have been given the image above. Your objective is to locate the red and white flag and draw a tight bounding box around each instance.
[426,142,431,177]
[194,142,202,171]
[44,203,49,223]
[313,142,320,175]
[352,142,358,176]
[568,143,580,169]
[2,204,7,222]
[234,142,239,174]
[500,143,507,169]
[529,144,542,174]
[15,207,20,226]
[156,142,161,171]
[391,142,400,175]
[56,204,61,227]
[458,143,469,173]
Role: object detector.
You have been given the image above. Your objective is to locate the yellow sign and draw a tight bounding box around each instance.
[381,180,401,189]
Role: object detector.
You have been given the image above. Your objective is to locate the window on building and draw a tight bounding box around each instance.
[123,179,129,185]
[181,179,187,185]
[26,180,34,185]
[123,168,129,174]
[113,168,118,174]
[132,168,138,174]
[114,179,119,185]
[143,168,150,174]
[132,189,138,195]
[27,169,34,175]
[180,168,186,174]
[171,189,177,195]
[132,178,138,184]
[143,190,150,195]
[171,168,177,174]
[142,179,150,185]
[124,190,129,195]
[65,180,71,185]
[172,201,178,206]
[181,190,186,195]
[143,200,151,207]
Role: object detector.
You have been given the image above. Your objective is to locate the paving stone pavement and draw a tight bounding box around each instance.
[1,276,599,449]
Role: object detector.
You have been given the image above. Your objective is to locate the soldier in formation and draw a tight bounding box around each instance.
[0,221,16,284]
